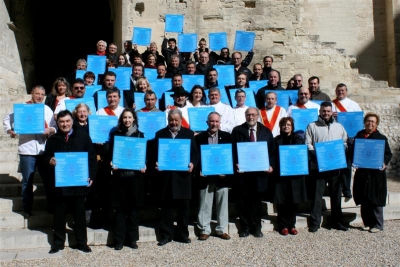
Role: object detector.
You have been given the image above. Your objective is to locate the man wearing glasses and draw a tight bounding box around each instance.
[290,74,304,90]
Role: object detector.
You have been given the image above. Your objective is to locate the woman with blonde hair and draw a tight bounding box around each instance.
[45,77,72,112]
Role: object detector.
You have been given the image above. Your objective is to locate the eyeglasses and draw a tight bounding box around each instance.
[73,86,84,90]
[295,80,302,82]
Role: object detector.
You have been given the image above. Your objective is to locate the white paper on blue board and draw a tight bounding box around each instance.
[165,14,184,33]
[134,92,146,110]
[76,70,86,80]
[178,33,198,52]
[201,144,233,175]
[213,65,235,87]
[112,136,147,170]
[182,75,205,91]
[337,111,364,138]
[204,88,230,106]
[279,145,309,176]
[132,27,152,46]
[145,68,157,82]
[87,55,106,75]
[274,90,292,111]
[55,152,89,187]
[315,139,347,172]
[85,85,102,97]
[237,142,270,172]
[137,112,166,140]
[234,31,255,51]
[208,32,228,51]
[113,67,132,90]
[292,109,318,132]
[97,90,124,109]
[88,115,118,143]
[229,89,256,108]
[158,138,191,171]
[249,80,268,93]
[13,104,45,134]
[353,139,385,169]
[65,98,97,113]
[187,107,215,132]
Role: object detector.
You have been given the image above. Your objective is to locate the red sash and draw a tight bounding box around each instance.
[332,99,347,112]
[296,101,306,109]
[26,100,48,129]
[141,107,151,112]
[104,107,116,116]
[260,106,281,132]
[170,106,189,128]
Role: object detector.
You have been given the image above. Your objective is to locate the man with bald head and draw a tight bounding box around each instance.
[286,87,320,118]
[256,70,284,108]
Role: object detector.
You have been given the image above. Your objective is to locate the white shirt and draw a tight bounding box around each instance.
[186,100,207,108]
[262,105,287,137]
[54,97,72,115]
[287,101,320,118]
[233,105,248,126]
[332,97,362,112]
[209,101,235,133]
[3,104,56,155]
[96,106,124,117]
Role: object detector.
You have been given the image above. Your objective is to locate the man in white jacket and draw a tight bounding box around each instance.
[208,88,235,133]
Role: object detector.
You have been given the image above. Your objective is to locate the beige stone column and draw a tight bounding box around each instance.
[386,0,400,87]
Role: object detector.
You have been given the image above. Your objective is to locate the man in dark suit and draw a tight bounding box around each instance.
[155,109,199,246]
[231,107,275,238]
[195,112,232,241]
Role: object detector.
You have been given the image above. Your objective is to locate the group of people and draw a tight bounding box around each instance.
[2,36,393,253]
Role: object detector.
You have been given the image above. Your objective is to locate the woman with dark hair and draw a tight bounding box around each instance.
[108,108,146,250]
[351,112,392,233]
[286,78,295,89]
[117,54,132,68]
[45,77,71,112]
[187,85,207,107]
[272,117,307,236]
[83,71,96,86]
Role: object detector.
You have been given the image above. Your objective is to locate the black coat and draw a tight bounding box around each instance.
[231,122,276,192]
[351,130,392,206]
[108,128,145,207]
[44,94,58,112]
[194,130,232,189]
[256,84,285,108]
[155,127,200,199]
[272,134,307,204]
[43,128,97,196]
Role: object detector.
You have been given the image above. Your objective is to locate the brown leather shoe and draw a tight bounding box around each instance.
[217,233,231,240]
[198,234,209,241]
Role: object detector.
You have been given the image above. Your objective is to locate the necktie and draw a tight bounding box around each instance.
[65,134,69,142]
[249,128,255,142]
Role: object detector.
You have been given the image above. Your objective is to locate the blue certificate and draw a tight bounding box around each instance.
[274,90,292,110]
[234,30,255,51]
[182,75,205,91]
[315,139,347,172]
[213,65,235,86]
[310,100,323,105]
[134,92,145,110]
[201,144,233,175]
[165,14,184,33]
[208,32,228,51]
[158,139,191,171]
[187,107,215,131]
[88,115,118,143]
[55,152,89,187]
[164,92,176,107]
[178,33,198,52]
[84,85,102,97]
[249,80,268,93]
[150,79,172,98]
[145,68,157,82]
[353,139,385,169]
[292,109,318,132]
[113,67,132,90]
[229,89,256,108]
[279,145,309,176]
[237,142,270,172]
[65,98,96,113]
[137,112,166,140]
[132,27,152,46]
[112,136,147,170]
[288,91,298,105]
[87,55,106,75]
[97,90,124,109]
[337,111,364,138]
[13,104,45,134]
[75,70,86,80]
[204,88,230,106]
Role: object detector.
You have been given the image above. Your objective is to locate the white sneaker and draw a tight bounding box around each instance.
[369,228,382,233]
[361,226,370,231]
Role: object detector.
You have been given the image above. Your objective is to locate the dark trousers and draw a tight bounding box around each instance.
[237,177,262,232]
[113,207,139,245]
[341,157,352,198]
[309,170,343,227]
[159,198,190,240]
[361,201,384,230]
[53,195,87,247]
[277,204,297,230]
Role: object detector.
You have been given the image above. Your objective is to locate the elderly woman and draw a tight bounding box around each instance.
[351,112,392,233]
[72,103,91,134]
[272,117,307,235]
[108,108,145,250]
[45,77,71,112]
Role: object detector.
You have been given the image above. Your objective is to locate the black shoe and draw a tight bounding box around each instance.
[239,229,250,238]
[157,238,172,246]
[49,245,64,254]
[175,237,191,244]
[308,226,319,233]
[251,231,263,238]
[333,223,349,231]
[77,244,92,253]
[114,243,123,250]
[128,242,138,249]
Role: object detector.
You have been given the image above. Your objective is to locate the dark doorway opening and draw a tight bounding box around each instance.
[33,0,113,92]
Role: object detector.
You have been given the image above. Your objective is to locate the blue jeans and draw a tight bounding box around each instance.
[19,155,44,213]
